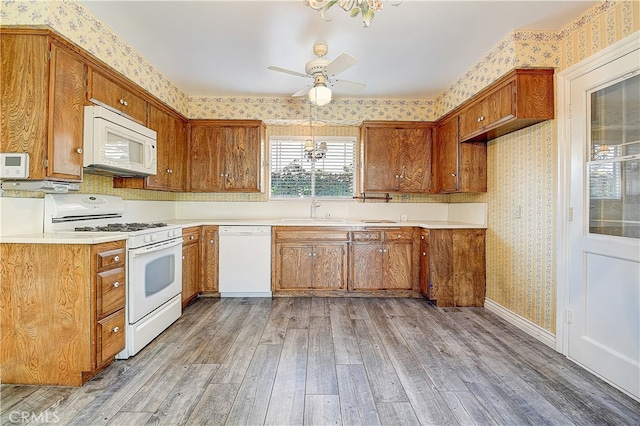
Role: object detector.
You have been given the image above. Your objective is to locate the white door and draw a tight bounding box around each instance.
[567,44,640,399]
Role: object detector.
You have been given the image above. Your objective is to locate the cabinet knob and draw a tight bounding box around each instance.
[421,235,425,240]
[210,240,214,244]
[182,255,185,260]
[119,99,128,106]
[422,252,427,256]
[113,281,120,288]
[451,173,456,177]
[113,255,120,262]
[190,235,194,240]
[76,148,83,154]
[383,249,388,253]
[113,326,120,333]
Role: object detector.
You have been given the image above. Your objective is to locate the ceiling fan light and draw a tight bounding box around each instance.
[309,85,332,106]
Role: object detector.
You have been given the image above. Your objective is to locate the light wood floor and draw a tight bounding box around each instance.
[2,297,639,425]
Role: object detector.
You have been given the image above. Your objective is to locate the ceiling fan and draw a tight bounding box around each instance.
[268,42,366,106]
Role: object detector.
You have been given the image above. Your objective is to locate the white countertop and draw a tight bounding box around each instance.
[0,232,130,244]
[0,219,485,244]
[167,218,486,229]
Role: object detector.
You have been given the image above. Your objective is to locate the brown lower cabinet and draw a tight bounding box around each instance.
[272,227,349,293]
[181,225,219,300]
[200,226,219,294]
[182,226,201,306]
[0,240,126,386]
[272,226,420,296]
[423,229,486,306]
[350,228,418,292]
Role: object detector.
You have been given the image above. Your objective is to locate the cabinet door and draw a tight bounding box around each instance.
[398,127,433,193]
[351,243,383,290]
[189,125,223,191]
[312,244,347,290]
[221,126,262,192]
[435,115,459,193]
[201,226,219,292]
[145,106,186,191]
[428,230,455,306]
[485,82,515,126]
[459,100,486,141]
[419,231,430,296]
[47,42,85,181]
[182,242,200,306]
[457,140,487,193]
[1,34,48,180]
[452,229,486,307]
[169,118,187,191]
[362,127,400,192]
[90,71,147,124]
[276,243,313,290]
[383,242,413,290]
[146,105,172,189]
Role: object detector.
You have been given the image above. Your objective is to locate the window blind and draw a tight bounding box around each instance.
[270,137,355,199]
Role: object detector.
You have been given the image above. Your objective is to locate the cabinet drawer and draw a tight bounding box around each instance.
[97,267,125,317]
[96,241,126,271]
[273,227,350,242]
[383,229,414,242]
[97,309,125,366]
[183,227,200,244]
[90,71,147,124]
[351,231,382,242]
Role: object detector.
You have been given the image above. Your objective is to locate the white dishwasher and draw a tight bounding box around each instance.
[218,226,272,297]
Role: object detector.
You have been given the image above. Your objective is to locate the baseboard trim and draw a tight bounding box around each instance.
[484,298,556,349]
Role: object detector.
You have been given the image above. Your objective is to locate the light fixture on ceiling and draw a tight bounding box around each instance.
[304,0,401,27]
[308,74,332,106]
[305,106,328,162]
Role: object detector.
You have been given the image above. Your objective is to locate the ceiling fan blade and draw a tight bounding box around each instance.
[324,53,358,77]
[292,85,311,97]
[329,78,366,91]
[267,66,309,78]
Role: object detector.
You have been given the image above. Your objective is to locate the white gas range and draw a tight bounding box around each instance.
[44,194,183,359]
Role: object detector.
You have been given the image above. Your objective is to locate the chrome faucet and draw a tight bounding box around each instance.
[310,200,321,218]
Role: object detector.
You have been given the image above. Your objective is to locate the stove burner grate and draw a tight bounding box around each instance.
[74,222,168,232]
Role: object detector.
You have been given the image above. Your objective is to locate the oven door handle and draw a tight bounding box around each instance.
[130,237,183,257]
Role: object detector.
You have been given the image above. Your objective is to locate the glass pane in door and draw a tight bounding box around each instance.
[588,74,640,238]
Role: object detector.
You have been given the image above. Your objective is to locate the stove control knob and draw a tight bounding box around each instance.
[144,235,151,243]
[151,234,157,241]
[168,230,174,237]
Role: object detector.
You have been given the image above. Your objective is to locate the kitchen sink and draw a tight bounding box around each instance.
[278,218,348,224]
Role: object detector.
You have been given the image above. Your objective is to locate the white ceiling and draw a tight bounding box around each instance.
[79,0,598,100]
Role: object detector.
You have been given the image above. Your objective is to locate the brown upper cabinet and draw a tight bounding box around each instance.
[145,106,186,191]
[189,120,265,192]
[88,69,148,125]
[360,121,434,193]
[434,115,487,193]
[1,32,86,182]
[457,68,554,142]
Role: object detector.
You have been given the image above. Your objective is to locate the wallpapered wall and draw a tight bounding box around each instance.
[2,0,639,333]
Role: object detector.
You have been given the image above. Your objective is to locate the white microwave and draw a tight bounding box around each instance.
[83,105,157,177]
